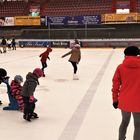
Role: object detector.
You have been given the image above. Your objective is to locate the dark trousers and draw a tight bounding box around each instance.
[41,62,47,71]
[2,45,6,53]
[12,44,16,50]
[8,44,11,50]
[70,61,77,74]
[119,110,140,140]
[22,96,35,117]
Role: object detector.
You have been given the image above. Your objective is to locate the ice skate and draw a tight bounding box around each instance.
[73,74,79,80]
[0,100,2,105]
[23,114,31,122]
[32,112,39,119]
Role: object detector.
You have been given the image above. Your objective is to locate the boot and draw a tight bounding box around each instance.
[0,100,2,105]
[73,74,79,80]
[119,136,126,140]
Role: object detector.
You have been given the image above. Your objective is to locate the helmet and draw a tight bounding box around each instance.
[14,75,23,83]
[0,68,7,77]
[33,68,43,77]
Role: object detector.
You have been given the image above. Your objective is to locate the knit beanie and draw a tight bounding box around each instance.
[124,46,140,56]
[0,68,7,77]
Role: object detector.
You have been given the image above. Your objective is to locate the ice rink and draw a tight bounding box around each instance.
[0,48,134,140]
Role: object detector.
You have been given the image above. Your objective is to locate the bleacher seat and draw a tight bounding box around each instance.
[0,1,29,17]
[42,0,112,16]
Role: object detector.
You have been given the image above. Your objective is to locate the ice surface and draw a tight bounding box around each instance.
[0,48,133,140]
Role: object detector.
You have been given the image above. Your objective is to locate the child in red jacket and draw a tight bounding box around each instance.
[112,46,140,140]
[39,45,52,77]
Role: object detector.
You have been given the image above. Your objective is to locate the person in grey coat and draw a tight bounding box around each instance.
[62,42,81,80]
[21,68,43,122]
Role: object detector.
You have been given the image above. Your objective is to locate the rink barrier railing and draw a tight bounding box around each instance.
[1,38,140,48]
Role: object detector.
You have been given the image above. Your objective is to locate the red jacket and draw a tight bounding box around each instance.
[40,48,52,62]
[10,80,24,111]
[112,56,140,112]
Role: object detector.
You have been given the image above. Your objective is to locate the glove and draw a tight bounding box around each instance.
[1,76,10,84]
[113,101,118,109]
[47,57,50,60]
[29,96,34,102]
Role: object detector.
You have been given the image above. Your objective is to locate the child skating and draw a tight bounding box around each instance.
[21,68,43,122]
[61,41,81,80]
[39,45,52,77]
[10,75,24,111]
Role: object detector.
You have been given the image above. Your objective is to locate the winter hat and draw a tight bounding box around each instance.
[14,75,23,82]
[33,68,43,77]
[0,68,7,77]
[124,46,140,56]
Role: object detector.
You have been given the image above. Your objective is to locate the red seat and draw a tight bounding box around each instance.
[43,0,112,16]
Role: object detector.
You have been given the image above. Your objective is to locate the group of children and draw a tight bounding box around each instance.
[0,42,53,122]
[0,67,43,122]
[0,40,81,122]
[0,45,51,122]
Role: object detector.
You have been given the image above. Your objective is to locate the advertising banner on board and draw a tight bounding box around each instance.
[47,15,101,25]
[0,17,14,26]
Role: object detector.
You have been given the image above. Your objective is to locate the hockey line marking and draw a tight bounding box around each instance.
[58,49,114,140]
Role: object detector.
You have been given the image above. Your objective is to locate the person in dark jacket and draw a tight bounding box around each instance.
[112,46,140,140]
[21,68,43,122]
[39,45,52,77]
[61,42,81,80]
[1,37,7,53]
[11,38,16,50]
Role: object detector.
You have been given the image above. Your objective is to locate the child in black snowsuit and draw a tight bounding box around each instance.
[0,68,8,104]
[21,68,43,122]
